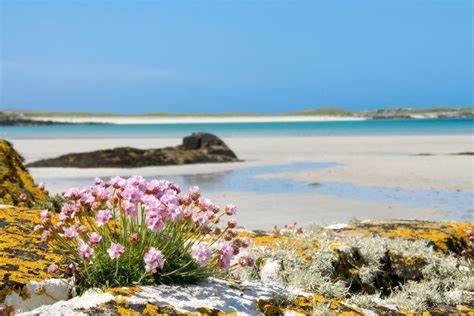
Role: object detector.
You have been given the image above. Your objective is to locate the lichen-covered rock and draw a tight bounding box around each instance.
[330,219,472,254]
[243,220,474,314]
[20,278,302,315]
[0,206,67,312]
[0,140,46,206]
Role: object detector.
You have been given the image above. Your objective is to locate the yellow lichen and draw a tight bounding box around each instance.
[105,286,142,297]
[335,220,473,253]
[0,206,65,303]
[0,140,47,206]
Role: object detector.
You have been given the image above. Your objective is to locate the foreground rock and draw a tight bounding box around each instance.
[26,132,239,168]
[0,206,68,313]
[0,141,47,206]
[1,209,472,314]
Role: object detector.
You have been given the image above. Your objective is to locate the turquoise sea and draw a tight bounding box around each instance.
[1,118,473,139]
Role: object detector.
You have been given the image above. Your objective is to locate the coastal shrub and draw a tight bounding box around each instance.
[34,176,253,293]
[240,228,474,311]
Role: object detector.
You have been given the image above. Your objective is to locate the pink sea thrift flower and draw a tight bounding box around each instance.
[238,254,255,267]
[227,219,237,228]
[225,204,237,215]
[216,241,234,271]
[94,177,104,186]
[144,247,165,274]
[47,263,59,274]
[191,243,211,266]
[40,209,49,219]
[192,211,210,228]
[189,186,200,200]
[89,232,102,245]
[199,198,215,211]
[121,200,138,217]
[79,244,94,260]
[63,226,78,239]
[95,210,112,226]
[146,214,164,232]
[41,229,53,241]
[169,205,182,221]
[109,176,126,189]
[107,243,125,259]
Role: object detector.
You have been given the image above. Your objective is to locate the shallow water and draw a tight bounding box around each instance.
[2,118,473,139]
[39,162,473,220]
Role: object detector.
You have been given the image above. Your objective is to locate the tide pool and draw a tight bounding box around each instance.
[39,162,473,220]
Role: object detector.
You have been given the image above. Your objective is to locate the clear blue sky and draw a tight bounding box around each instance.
[0,0,472,114]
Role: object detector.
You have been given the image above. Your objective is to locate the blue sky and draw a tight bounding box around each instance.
[0,0,472,114]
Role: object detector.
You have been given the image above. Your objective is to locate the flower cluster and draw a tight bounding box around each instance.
[35,176,253,291]
[272,222,303,237]
[452,229,474,271]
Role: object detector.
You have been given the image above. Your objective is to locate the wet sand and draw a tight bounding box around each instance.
[9,135,473,228]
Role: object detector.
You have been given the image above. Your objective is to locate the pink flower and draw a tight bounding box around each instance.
[47,263,59,274]
[169,205,182,221]
[145,214,164,232]
[95,210,112,227]
[94,177,104,186]
[238,254,255,267]
[63,226,78,239]
[467,229,473,237]
[192,211,210,228]
[109,176,126,189]
[225,204,237,216]
[41,217,51,226]
[89,232,102,245]
[189,186,200,200]
[216,241,234,271]
[122,186,143,204]
[144,247,165,274]
[199,198,215,211]
[41,229,53,241]
[40,209,49,219]
[79,244,94,260]
[227,219,237,228]
[59,211,69,222]
[107,243,125,259]
[121,200,138,217]
[191,243,211,266]
[64,187,82,200]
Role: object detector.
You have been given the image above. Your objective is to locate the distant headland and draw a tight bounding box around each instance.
[1,107,473,126]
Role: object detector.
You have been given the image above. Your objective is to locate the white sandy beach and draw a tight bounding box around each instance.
[9,135,473,229]
[27,115,365,124]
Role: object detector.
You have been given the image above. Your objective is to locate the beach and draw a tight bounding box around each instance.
[10,134,474,229]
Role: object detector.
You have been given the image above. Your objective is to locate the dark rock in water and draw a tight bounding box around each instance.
[308,182,321,187]
[452,152,474,156]
[26,132,239,168]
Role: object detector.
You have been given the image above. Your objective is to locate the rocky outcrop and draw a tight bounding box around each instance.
[1,217,473,314]
[0,206,68,312]
[26,133,239,168]
[0,140,47,206]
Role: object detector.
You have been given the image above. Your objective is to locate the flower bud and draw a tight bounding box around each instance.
[227,219,237,229]
[128,233,140,245]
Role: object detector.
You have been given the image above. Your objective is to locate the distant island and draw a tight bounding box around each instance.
[1,107,473,126]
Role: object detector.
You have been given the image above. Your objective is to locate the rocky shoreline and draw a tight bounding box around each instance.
[0,137,473,315]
